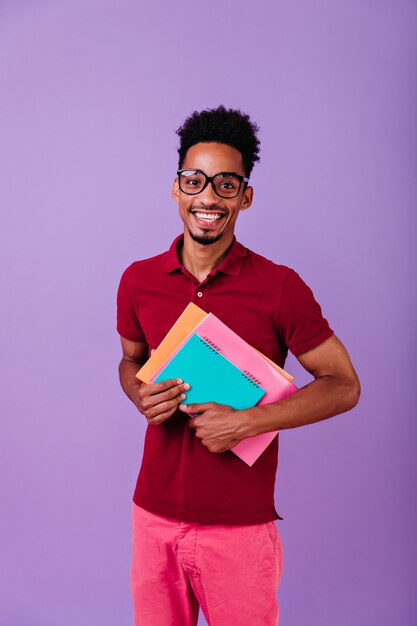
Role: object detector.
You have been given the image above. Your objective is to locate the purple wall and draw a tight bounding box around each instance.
[1,1,415,624]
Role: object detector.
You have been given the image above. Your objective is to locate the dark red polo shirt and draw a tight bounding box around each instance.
[117,234,333,524]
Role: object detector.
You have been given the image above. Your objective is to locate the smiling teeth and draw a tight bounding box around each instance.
[195,212,222,221]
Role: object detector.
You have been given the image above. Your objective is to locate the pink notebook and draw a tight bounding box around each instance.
[152,312,297,466]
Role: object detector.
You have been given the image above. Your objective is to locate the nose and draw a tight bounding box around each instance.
[197,181,221,207]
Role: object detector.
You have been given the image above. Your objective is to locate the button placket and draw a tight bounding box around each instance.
[192,275,214,306]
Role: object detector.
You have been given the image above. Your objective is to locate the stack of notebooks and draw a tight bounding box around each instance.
[137,303,297,466]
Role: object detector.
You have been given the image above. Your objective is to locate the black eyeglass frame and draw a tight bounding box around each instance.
[177,169,250,199]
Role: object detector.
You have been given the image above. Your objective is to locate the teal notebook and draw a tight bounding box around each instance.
[154,332,265,410]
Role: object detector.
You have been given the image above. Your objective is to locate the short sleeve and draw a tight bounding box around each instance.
[278,269,334,356]
[116,265,146,342]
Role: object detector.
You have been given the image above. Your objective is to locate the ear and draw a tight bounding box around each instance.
[172,177,180,204]
[239,185,253,212]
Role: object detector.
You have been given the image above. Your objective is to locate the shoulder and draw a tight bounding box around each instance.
[238,243,322,309]
[120,248,170,283]
[242,243,316,286]
[120,234,183,282]
[241,243,292,281]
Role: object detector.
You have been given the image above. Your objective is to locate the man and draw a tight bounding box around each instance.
[117,105,360,626]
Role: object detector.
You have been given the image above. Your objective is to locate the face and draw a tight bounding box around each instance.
[172,142,253,246]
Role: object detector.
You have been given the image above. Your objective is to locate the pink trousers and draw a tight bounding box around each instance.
[130,503,283,626]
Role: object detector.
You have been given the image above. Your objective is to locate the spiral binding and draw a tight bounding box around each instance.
[242,370,262,387]
[241,370,262,388]
[198,336,220,354]
[201,335,221,353]
[198,336,262,390]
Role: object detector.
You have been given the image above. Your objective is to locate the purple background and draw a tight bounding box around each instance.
[1,1,416,625]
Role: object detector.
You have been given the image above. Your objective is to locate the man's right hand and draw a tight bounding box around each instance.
[134,378,190,425]
[118,336,190,426]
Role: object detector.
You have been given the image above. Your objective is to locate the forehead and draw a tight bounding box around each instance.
[182,142,245,175]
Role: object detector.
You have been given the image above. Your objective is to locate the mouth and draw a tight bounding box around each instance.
[189,209,227,229]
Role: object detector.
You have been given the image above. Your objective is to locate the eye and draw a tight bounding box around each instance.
[181,171,204,188]
[216,174,239,190]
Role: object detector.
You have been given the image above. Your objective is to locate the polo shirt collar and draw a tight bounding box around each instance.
[163,234,247,276]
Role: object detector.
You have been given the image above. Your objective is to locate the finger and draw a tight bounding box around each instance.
[147,406,178,425]
[141,388,186,411]
[179,402,213,414]
[145,394,187,419]
[147,378,188,396]
[204,439,239,453]
[141,382,189,407]
[192,425,204,438]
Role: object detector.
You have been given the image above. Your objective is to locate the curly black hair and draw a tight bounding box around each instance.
[176,105,260,178]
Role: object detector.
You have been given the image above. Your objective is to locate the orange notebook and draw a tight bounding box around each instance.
[137,303,207,384]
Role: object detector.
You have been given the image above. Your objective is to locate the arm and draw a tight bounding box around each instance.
[242,334,360,435]
[179,334,360,452]
[119,336,190,425]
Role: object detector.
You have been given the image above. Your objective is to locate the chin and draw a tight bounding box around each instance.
[188,229,223,246]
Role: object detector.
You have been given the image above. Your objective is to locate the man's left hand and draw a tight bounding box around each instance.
[178,402,249,453]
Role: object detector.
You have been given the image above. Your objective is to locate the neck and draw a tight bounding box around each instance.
[180,230,234,283]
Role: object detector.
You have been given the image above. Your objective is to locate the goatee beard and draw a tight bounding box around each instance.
[188,228,223,246]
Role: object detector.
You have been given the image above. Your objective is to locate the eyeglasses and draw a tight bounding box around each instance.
[177,169,249,199]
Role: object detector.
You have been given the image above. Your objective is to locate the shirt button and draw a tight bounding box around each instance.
[197,291,203,297]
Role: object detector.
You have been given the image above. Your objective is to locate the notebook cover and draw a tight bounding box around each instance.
[154,333,265,411]
[254,349,294,382]
[137,303,208,384]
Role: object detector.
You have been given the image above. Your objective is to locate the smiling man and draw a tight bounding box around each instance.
[117,105,360,626]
